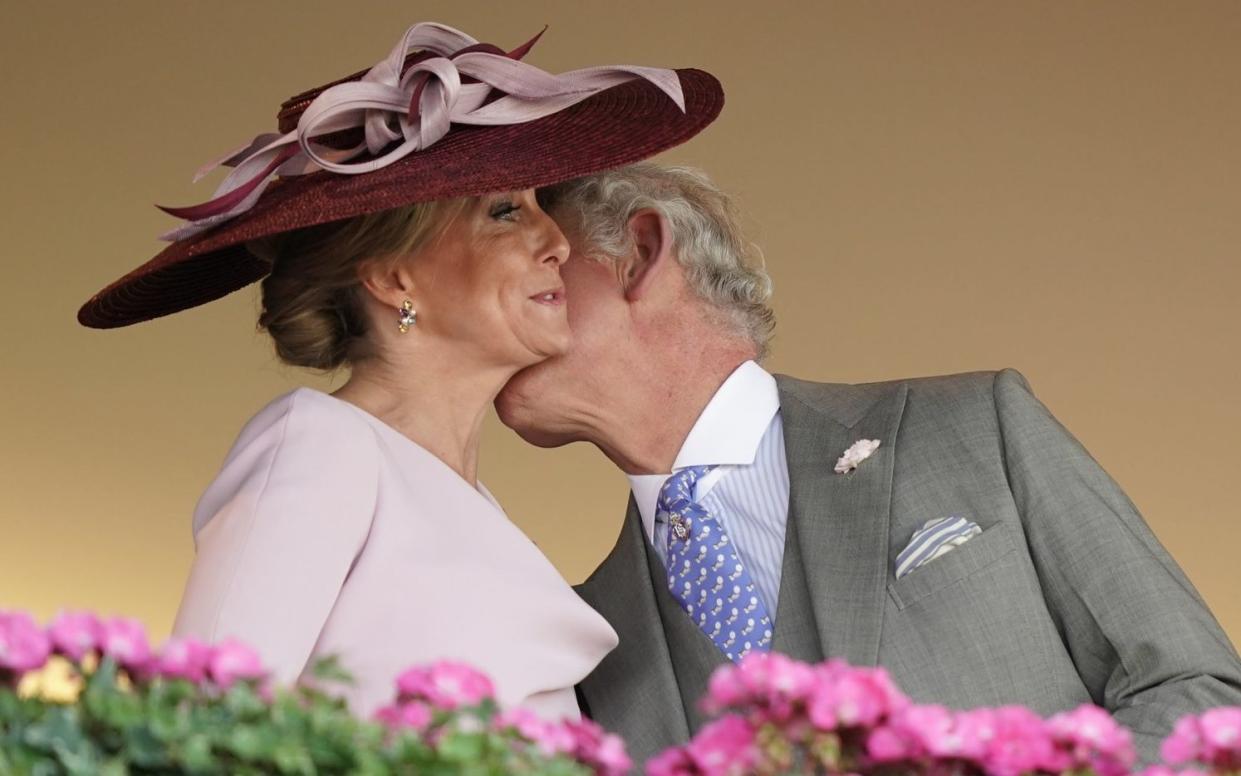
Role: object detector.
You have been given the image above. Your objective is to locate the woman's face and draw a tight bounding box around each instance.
[406,189,571,370]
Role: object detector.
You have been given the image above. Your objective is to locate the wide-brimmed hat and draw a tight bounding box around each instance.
[78,22,723,329]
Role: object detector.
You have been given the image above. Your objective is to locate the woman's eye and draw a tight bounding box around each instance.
[489,202,521,221]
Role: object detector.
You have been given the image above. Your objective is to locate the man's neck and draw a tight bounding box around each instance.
[590,353,754,475]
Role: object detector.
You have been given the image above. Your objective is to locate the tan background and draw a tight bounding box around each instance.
[2,2,1237,648]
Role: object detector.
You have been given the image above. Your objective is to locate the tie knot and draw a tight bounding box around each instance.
[657,465,714,515]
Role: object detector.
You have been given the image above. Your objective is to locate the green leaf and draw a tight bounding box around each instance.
[436,730,486,762]
[225,725,273,761]
[272,739,316,775]
[383,730,434,765]
[179,733,216,773]
[99,691,144,731]
[21,705,94,762]
[122,724,168,767]
[147,698,191,742]
[223,683,267,719]
[351,747,393,776]
[85,657,119,693]
[98,758,130,776]
[307,655,356,686]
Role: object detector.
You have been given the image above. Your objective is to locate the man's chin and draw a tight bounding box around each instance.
[494,404,573,449]
[495,365,569,448]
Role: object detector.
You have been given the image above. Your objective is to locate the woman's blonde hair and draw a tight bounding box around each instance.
[249,199,466,370]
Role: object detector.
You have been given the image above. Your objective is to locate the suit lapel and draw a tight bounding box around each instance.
[770,506,826,663]
[776,375,908,666]
[575,497,690,762]
[643,535,727,732]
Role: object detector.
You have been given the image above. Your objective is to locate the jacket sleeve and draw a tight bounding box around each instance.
[172,393,379,686]
[993,368,1241,756]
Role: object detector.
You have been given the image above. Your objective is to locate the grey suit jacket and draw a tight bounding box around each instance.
[575,369,1241,769]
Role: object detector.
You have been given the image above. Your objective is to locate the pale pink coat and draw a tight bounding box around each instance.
[172,388,617,719]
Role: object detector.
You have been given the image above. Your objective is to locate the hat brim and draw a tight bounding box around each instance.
[78,68,723,329]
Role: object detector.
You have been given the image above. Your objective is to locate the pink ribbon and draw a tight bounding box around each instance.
[159,22,686,241]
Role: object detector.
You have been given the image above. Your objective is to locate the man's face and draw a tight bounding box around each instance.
[495,230,633,447]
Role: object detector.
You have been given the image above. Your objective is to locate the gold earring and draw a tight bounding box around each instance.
[397,299,417,333]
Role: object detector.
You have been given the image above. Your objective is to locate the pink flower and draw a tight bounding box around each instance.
[99,616,152,671]
[1163,715,1204,765]
[155,636,211,683]
[256,676,275,704]
[647,747,697,776]
[686,715,758,776]
[703,661,750,713]
[1199,707,1241,767]
[1136,768,1212,776]
[373,700,433,731]
[372,704,400,728]
[589,733,632,776]
[494,708,577,756]
[978,706,1056,776]
[807,664,906,730]
[47,610,102,662]
[0,610,52,675]
[564,718,632,776]
[918,705,982,759]
[867,724,917,762]
[1046,704,1135,776]
[703,652,816,721]
[207,638,266,688]
[867,704,957,762]
[495,712,631,774]
[952,707,1000,760]
[395,661,494,709]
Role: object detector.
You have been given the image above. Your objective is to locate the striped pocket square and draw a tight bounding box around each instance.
[895,516,983,580]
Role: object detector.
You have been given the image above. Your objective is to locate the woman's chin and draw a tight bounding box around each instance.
[521,331,572,366]
[533,335,572,363]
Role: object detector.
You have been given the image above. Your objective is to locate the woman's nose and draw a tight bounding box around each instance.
[540,215,571,268]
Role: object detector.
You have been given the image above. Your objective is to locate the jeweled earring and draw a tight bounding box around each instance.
[397,299,417,333]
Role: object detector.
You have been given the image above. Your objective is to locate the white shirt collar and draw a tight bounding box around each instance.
[627,360,780,543]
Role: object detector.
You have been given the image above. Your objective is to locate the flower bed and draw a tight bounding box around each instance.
[0,610,626,774]
[650,653,1240,776]
[2,609,1238,775]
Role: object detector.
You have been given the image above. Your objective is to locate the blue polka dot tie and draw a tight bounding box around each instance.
[658,466,773,662]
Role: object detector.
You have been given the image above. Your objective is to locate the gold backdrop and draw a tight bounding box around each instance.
[3,2,1238,647]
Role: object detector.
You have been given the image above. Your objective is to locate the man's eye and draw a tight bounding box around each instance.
[490,202,521,221]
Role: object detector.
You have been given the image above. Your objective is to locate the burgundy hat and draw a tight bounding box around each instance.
[78,22,723,329]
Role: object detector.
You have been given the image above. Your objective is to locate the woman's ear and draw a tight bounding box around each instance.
[357,257,417,310]
[622,208,674,303]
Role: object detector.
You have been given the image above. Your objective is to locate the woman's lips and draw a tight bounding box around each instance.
[530,288,566,306]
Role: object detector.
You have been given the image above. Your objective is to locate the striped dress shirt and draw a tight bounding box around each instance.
[628,361,791,621]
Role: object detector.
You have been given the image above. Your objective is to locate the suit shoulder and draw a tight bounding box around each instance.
[776,368,1023,410]
[899,369,1026,410]
[575,524,626,602]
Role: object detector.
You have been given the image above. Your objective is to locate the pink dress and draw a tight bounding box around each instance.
[172,388,617,719]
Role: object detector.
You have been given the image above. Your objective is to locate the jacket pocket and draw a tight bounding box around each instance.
[887,522,1017,610]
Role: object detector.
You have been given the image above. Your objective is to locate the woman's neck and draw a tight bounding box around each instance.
[332,350,513,487]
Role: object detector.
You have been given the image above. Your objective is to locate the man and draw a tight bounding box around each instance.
[497,164,1241,766]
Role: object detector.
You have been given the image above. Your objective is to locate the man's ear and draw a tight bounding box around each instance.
[622,208,674,303]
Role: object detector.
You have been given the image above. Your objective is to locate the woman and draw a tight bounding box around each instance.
[77,21,723,719]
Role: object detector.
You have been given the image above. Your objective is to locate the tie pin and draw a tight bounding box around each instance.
[670,514,689,540]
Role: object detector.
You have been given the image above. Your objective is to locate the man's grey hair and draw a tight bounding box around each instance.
[544,163,775,359]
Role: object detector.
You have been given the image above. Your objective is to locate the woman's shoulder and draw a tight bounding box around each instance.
[230,387,371,448]
[192,389,380,536]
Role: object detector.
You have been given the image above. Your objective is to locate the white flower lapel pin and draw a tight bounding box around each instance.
[834,439,881,474]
